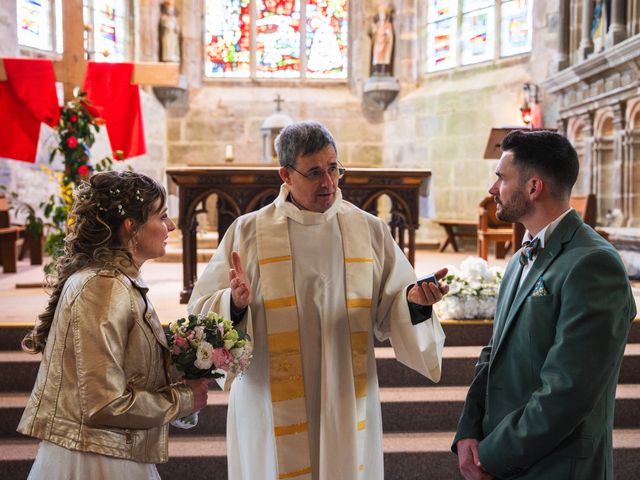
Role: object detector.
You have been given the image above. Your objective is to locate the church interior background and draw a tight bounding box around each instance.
[2,0,640,252]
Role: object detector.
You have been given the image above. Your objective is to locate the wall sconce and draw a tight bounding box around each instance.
[520,83,539,127]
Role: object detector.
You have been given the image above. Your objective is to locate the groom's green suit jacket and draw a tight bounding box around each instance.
[453,210,637,479]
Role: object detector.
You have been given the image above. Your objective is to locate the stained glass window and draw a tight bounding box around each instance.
[205,0,250,77]
[256,0,300,78]
[85,0,129,61]
[424,0,532,73]
[426,18,456,72]
[205,0,348,80]
[427,0,457,23]
[460,6,495,66]
[306,0,348,79]
[17,0,54,51]
[500,0,532,57]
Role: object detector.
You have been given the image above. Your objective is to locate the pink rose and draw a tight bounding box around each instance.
[174,334,189,350]
[212,348,232,371]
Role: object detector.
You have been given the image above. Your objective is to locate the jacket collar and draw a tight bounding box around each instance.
[493,210,583,357]
[104,252,149,294]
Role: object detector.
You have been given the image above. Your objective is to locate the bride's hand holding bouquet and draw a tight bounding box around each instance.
[167,311,252,428]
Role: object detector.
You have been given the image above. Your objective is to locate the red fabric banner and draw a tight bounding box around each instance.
[0,58,60,163]
[83,61,146,160]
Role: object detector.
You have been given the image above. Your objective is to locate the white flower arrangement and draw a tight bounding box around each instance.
[436,256,504,320]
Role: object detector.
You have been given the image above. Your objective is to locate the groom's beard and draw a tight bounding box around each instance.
[495,190,531,223]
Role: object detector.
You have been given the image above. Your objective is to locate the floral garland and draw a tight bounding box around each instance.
[38,89,116,271]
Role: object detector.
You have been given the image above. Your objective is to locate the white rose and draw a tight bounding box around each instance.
[194,326,205,341]
[194,341,214,370]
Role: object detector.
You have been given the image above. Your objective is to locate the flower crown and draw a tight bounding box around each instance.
[78,187,145,217]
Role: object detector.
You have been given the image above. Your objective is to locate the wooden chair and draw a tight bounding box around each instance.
[0,194,26,273]
[570,194,596,227]
[477,195,513,260]
[570,194,610,240]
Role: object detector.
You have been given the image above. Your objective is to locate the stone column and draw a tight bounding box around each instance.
[581,113,596,194]
[556,0,571,71]
[611,103,626,213]
[622,129,633,224]
[578,0,594,60]
[606,0,627,47]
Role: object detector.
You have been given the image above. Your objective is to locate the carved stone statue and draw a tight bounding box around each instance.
[159,0,181,63]
[370,4,395,76]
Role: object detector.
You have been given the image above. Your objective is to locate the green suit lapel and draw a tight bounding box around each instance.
[492,258,523,348]
[493,210,584,357]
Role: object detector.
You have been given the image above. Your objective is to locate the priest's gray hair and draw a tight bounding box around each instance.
[275,121,337,168]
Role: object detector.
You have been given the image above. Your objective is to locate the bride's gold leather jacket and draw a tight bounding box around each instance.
[17,256,193,464]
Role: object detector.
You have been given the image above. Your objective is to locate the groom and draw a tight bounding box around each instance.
[453,130,636,479]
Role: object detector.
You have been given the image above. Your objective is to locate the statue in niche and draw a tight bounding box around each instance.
[369,4,395,76]
[159,0,181,63]
[590,0,610,53]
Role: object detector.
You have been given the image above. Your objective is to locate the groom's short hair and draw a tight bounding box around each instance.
[502,130,579,199]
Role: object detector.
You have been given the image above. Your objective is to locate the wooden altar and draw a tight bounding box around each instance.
[167,166,431,303]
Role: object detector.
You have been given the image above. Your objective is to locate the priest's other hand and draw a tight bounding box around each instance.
[407,267,449,306]
[456,438,493,480]
[229,251,253,309]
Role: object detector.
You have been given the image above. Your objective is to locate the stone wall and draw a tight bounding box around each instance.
[166,86,384,168]
[384,0,561,243]
[166,0,384,169]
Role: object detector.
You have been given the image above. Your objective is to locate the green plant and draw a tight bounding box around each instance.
[4,88,116,273]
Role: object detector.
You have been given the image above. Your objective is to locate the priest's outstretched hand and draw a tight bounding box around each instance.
[229,251,253,309]
[407,267,449,305]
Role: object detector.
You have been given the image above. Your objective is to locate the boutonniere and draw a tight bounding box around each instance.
[532,276,549,297]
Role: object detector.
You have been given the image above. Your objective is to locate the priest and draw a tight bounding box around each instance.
[189,121,447,480]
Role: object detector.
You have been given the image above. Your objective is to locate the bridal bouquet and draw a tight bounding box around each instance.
[437,256,504,320]
[167,311,252,428]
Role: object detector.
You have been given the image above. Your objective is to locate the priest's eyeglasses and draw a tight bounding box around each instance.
[287,162,346,182]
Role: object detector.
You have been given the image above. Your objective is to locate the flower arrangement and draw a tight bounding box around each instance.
[437,256,504,320]
[167,312,252,379]
[167,311,252,429]
[39,89,114,269]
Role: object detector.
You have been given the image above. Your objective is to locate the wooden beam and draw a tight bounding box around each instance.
[61,0,85,101]
[1,59,179,87]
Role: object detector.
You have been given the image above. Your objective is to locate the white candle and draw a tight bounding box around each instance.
[225,145,233,159]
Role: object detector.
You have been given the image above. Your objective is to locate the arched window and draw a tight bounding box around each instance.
[16,0,132,61]
[17,0,62,53]
[423,0,532,73]
[204,0,349,80]
[83,0,132,61]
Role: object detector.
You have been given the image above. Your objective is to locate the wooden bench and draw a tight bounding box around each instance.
[434,219,478,252]
[0,195,26,273]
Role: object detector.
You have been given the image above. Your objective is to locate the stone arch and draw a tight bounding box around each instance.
[627,98,640,226]
[592,109,617,222]
[567,116,590,195]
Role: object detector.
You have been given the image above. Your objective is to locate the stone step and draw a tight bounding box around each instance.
[2,344,640,393]
[3,430,640,480]
[4,384,640,439]
[3,320,639,351]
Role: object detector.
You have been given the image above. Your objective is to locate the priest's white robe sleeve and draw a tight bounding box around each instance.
[371,217,446,383]
[188,218,254,391]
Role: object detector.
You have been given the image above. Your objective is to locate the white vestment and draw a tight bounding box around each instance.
[189,185,445,480]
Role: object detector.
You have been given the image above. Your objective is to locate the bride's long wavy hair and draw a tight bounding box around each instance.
[22,171,166,354]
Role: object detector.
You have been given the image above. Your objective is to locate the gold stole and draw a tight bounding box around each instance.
[256,203,373,479]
